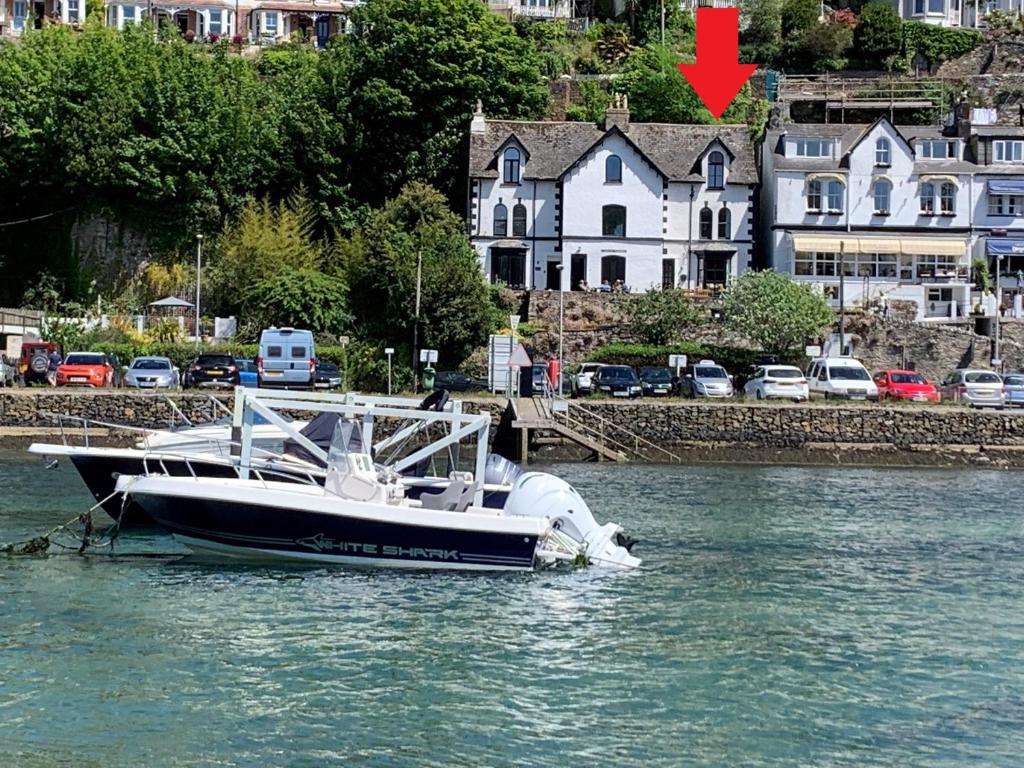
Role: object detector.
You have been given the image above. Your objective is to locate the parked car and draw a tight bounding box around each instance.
[236,359,259,388]
[531,363,552,395]
[18,340,62,386]
[434,371,486,392]
[55,352,119,388]
[570,362,606,397]
[0,354,17,387]
[743,365,809,401]
[806,357,879,401]
[639,367,675,397]
[873,369,940,403]
[939,369,1005,409]
[314,361,343,390]
[185,353,240,389]
[1003,372,1024,408]
[682,360,734,398]
[257,327,316,389]
[593,365,642,398]
[123,356,180,389]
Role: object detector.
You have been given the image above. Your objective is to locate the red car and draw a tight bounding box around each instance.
[55,352,118,388]
[873,369,940,403]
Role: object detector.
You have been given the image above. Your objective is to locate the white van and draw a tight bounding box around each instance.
[257,328,316,389]
[806,357,878,401]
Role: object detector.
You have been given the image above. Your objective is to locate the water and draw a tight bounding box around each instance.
[2,449,1023,767]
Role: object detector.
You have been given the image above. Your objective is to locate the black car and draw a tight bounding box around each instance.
[593,365,642,398]
[639,367,675,397]
[314,361,343,390]
[433,371,485,392]
[185,353,240,388]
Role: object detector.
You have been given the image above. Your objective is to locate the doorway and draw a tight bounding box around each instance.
[316,16,330,47]
[662,259,675,289]
[601,255,626,286]
[33,1,44,28]
[570,254,587,290]
[491,248,526,289]
[546,261,561,290]
[702,253,730,288]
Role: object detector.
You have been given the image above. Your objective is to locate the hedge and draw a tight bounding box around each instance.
[586,342,804,372]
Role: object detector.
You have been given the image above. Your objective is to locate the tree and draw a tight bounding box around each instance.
[741,0,782,65]
[855,1,905,70]
[722,270,834,354]
[781,0,820,37]
[615,44,751,124]
[242,267,350,337]
[342,0,549,204]
[342,183,497,367]
[785,19,854,72]
[622,288,703,345]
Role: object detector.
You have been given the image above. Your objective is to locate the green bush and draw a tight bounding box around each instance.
[902,22,983,68]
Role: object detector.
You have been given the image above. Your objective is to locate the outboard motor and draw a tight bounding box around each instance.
[504,472,640,569]
[481,454,522,509]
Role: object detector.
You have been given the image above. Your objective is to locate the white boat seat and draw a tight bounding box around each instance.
[419,476,474,512]
[325,452,386,504]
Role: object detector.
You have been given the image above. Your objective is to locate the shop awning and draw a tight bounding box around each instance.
[987,179,1024,195]
[792,235,966,256]
[987,238,1024,256]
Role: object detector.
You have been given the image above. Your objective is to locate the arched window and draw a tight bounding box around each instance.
[826,180,844,212]
[875,138,891,166]
[807,179,822,212]
[605,155,622,183]
[717,208,731,239]
[493,204,508,237]
[940,182,956,214]
[503,147,521,184]
[512,203,527,237]
[707,151,724,189]
[602,205,626,237]
[699,207,713,239]
[872,180,891,215]
[920,182,935,214]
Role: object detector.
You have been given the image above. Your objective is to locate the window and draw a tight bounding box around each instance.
[503,147,521,183]
[914,0,924,11]
[994,141,1024,163]
[708,151,724,189]
[794,139,832,158]
[717,208,731,239]
[267,345,283,358]
[512,203,527,237]
[920,182,936,214]
[806,180,822,212]
[928,0,943,11]
[699,207,713,239]
[826,180,843,212]
[988,194,1023,216]
[291,346,307,359]
[123,4,135,22]
[662,259,676,289]
[918,140,956,159]
[493,204,507,237]
[209,9,222,33]
[264,11,278,33]
[873,180,891,214]
[601,255,626,285]
[940,182,956,215]
[875,138,891,166]
[68,0,79,16]
[13,0,26,29]
[605,155,622,183]
[602,205,626,237]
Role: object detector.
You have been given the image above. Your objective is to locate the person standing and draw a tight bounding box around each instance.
[47,349,61,387]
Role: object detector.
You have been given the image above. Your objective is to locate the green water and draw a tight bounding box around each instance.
[1,451,1023,767]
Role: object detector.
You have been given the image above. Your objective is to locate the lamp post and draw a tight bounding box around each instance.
[195,233,203,342]
[384,347,394,395]
[838,241,845,355]
[555,263,565,396]
[993,254,1003,370]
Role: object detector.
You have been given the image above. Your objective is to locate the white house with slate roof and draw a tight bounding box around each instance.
[466,98,758,292]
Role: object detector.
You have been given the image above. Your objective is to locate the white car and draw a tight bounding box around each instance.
[806,357,879,401]
[744,365,809,401]
[571,363,606,397]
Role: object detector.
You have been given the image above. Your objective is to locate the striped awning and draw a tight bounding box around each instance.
[792,235,966,256]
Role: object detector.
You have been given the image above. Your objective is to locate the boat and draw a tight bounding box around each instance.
[117,388,640,571]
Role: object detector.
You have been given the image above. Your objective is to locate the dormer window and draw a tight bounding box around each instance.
[917,140,956,160]
[994,141,1024,163]
[794,139,832,158]
[605,155,622,183]
[875,138,891,166]
[503,147,521,184]
[708,151,724,189]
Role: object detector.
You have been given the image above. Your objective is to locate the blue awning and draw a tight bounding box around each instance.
[987,179,1024,195]
[987,238,1024,256]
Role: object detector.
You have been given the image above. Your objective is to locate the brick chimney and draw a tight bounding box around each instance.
[604,94,630,133]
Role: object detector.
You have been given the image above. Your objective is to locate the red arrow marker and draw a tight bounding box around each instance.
[676,7,758,121]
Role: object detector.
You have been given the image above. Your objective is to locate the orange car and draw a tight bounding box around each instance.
[55,352,120,388]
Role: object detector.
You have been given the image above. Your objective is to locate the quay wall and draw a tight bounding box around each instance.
[3,391,1024,451]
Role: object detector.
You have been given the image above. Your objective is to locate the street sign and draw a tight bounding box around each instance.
[805,345,822,357]
[509,315,521,332]
[339,336,350,346]
[668,354,687,369]
[419,349,438,364]
[384,347,394,355]
[508,344,532,368]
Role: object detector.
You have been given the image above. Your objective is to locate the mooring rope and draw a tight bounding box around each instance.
[1,488,124,557]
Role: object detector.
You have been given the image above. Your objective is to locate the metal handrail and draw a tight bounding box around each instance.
[555,397,683,463]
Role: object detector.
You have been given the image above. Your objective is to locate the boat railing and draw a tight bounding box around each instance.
[141,449,322,489]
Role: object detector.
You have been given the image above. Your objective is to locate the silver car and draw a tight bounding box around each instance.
[123,356,180,389]
[1003,373,1024,407]
[684,361,734,398]
[939,369,1004,408]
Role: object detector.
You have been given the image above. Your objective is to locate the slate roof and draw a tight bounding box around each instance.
[468,118,758,185]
